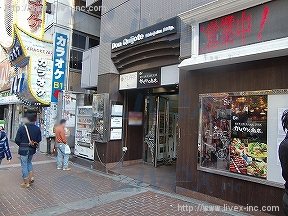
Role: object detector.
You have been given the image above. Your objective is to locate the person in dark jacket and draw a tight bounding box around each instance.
[279,110,288,215]
[15,114,41,188]
[0,127,12,165]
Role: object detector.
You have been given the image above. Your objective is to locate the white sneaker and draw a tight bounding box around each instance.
[57,167,62,170]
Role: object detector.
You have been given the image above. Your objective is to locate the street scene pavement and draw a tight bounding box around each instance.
[0,143,254,216]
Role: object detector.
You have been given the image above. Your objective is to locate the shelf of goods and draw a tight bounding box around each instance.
[74,106,94,160]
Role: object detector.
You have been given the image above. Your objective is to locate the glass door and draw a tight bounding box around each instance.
[143,96,157,165]
[156,96,169,166]
[143,96,170,167]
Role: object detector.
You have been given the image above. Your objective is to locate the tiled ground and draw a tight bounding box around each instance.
[58,191,233,216]
[111,163,176,193]
[0,162,129,216]
[0,143,255,216]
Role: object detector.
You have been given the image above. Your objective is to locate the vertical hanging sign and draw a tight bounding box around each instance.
[51,33,68,102]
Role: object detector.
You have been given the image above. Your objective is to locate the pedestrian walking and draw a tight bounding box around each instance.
[15,114,41,188]
[55,119,71,171]
[0,126,12,165]
[279,110,288,215]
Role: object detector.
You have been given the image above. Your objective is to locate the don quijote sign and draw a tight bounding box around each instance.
[111,17,178,52]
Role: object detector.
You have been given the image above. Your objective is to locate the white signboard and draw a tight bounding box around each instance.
[119,72,137,90]
[278,108,288,135]
[111,104,123,116]
[111,117,122,128]
[267,95,286,184]
[18,29,53,104]
[110,128,122,140]
[0,95,21,104]
[15,0,45,38]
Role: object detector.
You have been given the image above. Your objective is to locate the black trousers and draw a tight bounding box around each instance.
[283,193,288,215]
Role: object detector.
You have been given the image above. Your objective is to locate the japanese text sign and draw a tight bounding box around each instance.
[51,33,68,102]
[199,0,288,54]
[138,71,161,88]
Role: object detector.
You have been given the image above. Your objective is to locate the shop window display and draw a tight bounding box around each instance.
[199,93,268,179]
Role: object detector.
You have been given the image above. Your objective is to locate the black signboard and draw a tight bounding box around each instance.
[199,0,288,54]
[137,71,161,88]
[111,17,178,53]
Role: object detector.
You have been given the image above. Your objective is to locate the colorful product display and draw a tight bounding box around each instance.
[200,94,268,179]
[75,106,94,160]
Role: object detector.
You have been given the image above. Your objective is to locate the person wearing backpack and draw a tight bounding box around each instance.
[0,126,12,165]
[15,114,41,188]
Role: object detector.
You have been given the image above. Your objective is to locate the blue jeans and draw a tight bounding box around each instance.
[20,154,33,179]
[57,143,69,169]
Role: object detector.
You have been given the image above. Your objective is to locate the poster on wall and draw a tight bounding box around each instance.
[63,93,76,127]
[200,94,268,179]
[128,112,143,125]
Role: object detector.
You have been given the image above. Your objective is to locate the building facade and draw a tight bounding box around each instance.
[95,0,287,214]
[177,0,288,214]
[0,0,101,151]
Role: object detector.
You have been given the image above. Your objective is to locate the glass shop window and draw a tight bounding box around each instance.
[199,94,268,179]
[198,91,288,185]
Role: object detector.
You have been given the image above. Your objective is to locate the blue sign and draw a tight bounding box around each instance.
[51,33,68,102]
[5,33,29,68]
[11,73,25,94]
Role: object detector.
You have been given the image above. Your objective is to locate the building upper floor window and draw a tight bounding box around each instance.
[70,31,99,70]
[70,50,83,70]
[72,31,99,50]
[72,33,86,49]
[89,38,99,48]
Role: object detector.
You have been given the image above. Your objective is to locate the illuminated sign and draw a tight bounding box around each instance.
[4,32,30,67]
[14,0,46,38]
[27,0,43,30]
[11,73,25,94]
[51,32,68,102]
[199,0,288,54]
[17,28,53,104]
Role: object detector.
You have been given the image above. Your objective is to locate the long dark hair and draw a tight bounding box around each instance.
[282,110,288,132]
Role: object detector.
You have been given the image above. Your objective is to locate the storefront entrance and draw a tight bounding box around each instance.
[143,94,179,167]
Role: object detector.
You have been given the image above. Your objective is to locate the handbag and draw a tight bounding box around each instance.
[24,125,39,149]
[64,144,71,154]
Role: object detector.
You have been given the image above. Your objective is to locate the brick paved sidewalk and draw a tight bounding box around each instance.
[0,144,253,216]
